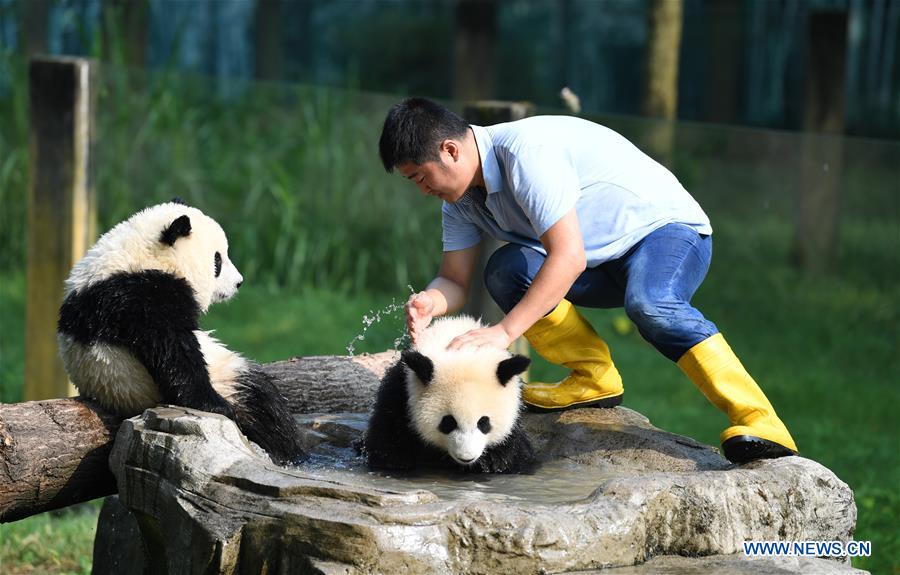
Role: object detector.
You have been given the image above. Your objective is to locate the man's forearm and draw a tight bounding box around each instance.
[424,276,467,317]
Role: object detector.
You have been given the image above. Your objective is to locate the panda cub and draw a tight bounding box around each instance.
[363,316,535,473]
[57,200,306,466]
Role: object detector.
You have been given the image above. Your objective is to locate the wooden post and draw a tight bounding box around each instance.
[791,11,847,276]
[24,57,97,401]
[462,101,534,361]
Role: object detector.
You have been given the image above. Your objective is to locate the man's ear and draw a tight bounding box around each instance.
[441,139,460,162]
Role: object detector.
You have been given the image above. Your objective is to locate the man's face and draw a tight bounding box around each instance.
[397,157,468,204]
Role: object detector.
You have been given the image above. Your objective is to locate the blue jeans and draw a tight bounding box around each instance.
[484,223,719,362]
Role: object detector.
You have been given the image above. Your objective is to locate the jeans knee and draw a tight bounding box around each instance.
[484,244,537,313]
[624,296,676,338]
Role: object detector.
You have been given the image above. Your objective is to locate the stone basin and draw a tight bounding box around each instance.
[97,403,860,574]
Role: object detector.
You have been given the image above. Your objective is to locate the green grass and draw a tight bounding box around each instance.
[1,50,444,290]
[0,502,101,575]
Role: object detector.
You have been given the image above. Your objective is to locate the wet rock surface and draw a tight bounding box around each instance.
[591,553,869,574]
[95,403,862,574]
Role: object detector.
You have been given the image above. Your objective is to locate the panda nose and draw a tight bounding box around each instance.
[236,281,243,289]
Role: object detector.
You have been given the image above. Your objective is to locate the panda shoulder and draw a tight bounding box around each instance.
[61,269,201,333]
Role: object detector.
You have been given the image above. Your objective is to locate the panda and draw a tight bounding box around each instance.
[363,316,535,473]
[57,199,306,466]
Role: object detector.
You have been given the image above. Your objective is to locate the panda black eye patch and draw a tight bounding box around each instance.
[214,252,222,277]
[438,415,457,434]
[477,416,492,434]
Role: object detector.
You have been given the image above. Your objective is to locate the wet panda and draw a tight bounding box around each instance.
[57,199,306,466]
[363,316,535,473]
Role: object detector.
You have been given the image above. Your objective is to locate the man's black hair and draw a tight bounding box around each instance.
[378,97,470,173]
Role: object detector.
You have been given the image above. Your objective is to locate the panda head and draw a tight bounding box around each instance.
[65,199,243,312]
[401,318,531,466]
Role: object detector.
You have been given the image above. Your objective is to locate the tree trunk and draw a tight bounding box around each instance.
[101,0,148,68]
[642,0,683,167]
[23,0,49,56]
[791,11,848,276]
[0,352,396,523]
[703,0,742,125]
[454,0,497,101]
[254,0,283,81]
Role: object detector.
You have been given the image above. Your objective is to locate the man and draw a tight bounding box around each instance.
[378,97,797,464]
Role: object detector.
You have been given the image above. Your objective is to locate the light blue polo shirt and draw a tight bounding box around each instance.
[442,116,712,267]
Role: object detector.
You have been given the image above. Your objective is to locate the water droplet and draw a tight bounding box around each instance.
[346,289,419,356]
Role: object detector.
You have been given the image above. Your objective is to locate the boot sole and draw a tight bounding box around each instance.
[722,435,797,464]
[525,394,623,413]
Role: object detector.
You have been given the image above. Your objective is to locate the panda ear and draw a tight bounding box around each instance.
[169,197,188,206]
[497,354,531,386]
[401,350,434,386]
[160,215,192,246]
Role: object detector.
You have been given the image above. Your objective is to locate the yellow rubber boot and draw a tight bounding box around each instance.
[677,333,798,463]
[522,299,624,412]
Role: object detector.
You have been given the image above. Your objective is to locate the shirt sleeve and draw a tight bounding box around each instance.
[505,145,580,237]
[441,202,482,251]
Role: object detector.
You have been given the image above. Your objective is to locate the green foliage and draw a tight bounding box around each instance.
[0,272,25,403]
[0,50,443,292]
[0,48,28,272]
[0,501,101,575]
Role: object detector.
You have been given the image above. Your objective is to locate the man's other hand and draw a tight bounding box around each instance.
[447,324,513,352]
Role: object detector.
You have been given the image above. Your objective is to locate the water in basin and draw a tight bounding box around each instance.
[295,413,627,505]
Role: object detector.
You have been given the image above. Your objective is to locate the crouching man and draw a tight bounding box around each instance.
[379,97,797,464]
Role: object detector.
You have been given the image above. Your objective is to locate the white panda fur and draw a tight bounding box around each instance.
[63,202,243,312]
[57,200,305,465]
[363,316,535,473]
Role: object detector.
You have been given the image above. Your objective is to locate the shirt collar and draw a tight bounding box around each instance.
[471,124,502,195]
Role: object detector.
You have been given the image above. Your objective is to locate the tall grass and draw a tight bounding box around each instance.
[0,51,443,292]
[0,48,29,272]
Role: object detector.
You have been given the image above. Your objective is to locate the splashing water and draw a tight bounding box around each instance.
[346,285,417,356]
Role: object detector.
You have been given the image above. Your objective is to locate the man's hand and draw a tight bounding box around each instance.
[406,292,435,343]
[447,324,513,351]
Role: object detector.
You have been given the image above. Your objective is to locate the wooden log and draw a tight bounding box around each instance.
[0,352,396,523]
[263,352,397,414]
[0,398,120,523]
